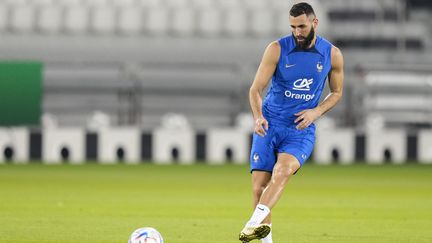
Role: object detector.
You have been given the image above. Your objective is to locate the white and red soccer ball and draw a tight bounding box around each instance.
[129,227,164,243]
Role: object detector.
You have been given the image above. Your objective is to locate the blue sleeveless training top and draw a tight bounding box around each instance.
[262,35,333,126]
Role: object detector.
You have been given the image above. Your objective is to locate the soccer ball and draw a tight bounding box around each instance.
[129,227,164,243]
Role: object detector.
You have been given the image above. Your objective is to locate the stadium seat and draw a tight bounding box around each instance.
[171,7,195,36]
[164,0,188,8]
[145,6,169,35]
[274,8,291,36]
[44,63,127,127]
[153,127,195,164]
[43,128,85,164]
[190,0,214,8]
[10,4,36,33]
[364,71,432,125]
[417,130,432,164]
[4,0,28,5]
[136,0,160,7]
[57,0,82,6]
[83,0,110,7]
[111,0,136,7]
[30,0,54,5]
[98,127,141,164]
[249,8,274,37]
[270,0,292,9]
[196,8,222,37]
[0,3,8,32]
[90,6,116,34]
[315,128,356,165]
[64,5,90,33]
[245,0,266,9]
[37,5,62,33]
[206,128,249,164]
[218,0,244,8]
[366,129,407,164]
[223,8,248,36]
[0,128,29,164]
[118,6,143,35]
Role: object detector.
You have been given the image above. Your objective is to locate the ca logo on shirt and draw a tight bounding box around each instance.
[293,78,313,91]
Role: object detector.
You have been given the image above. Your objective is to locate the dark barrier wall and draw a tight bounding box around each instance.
[0,62,42,126]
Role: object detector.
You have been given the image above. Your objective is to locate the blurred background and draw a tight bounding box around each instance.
[0,0,432,165]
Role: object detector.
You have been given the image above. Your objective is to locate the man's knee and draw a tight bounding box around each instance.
[273,163,300,179]
[252,185,266,199]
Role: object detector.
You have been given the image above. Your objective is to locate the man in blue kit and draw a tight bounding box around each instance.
[239,2,344,243]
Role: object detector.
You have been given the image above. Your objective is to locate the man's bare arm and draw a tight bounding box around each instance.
[249,41,280,136]
[315,46,344,116]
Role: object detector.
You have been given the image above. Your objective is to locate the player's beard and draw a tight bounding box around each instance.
[294,26,315,49]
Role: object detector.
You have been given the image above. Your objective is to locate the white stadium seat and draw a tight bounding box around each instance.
[111,0,136,7]
[153,127,195,164]
[275,8,291,36]
[418,130,432,164]
[145,6,169,35]
[218,0,243,8]
[31,0,54,5]
[57,0,82,6]
[10,4,36,33]
[118,6,143,35]
[196,8,222,36]
[0,128,29,164]
[64,5,90,33]
[43,128,85,164]
[245,0,266,9]
[136,0,160,7]
[99,127,141,164]
[171,8,195,36]
[83,0,110,7]
[270,0,292,9]
[223,8,247,36]
[38,5,63,33]
[4,0,29,5]
[206,128,249,165]
[0,3,8,32]
[91,6,116,34]
[190,0,214,8]
[315,128,356,165]
[250,9,274,37]
[366,129,407,164]
[164,0,188,8]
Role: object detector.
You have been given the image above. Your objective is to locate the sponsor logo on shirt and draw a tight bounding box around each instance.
[293,78,313,91]
[284,78,315,101]
[284,90,315,101]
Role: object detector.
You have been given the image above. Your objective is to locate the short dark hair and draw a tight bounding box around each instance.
[290,2,316,17]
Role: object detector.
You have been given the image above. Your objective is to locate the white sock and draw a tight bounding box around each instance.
[261,224,273,243]
[246,204,271,227]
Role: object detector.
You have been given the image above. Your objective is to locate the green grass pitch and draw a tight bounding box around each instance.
[0,163,431,242]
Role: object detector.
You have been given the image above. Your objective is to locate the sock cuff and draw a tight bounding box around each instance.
[256,204,270,214]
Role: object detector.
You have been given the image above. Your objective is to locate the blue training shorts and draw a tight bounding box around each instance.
[250,124,315,173]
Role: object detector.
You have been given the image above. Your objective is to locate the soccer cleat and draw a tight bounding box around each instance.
[239,224,271,242]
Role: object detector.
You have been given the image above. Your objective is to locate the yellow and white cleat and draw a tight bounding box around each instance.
[238,224,271,242]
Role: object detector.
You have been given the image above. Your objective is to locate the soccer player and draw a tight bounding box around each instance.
[239,2,344,243]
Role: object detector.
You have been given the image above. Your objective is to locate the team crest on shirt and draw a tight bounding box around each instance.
[253,153,259,162]
[316,62,323,72]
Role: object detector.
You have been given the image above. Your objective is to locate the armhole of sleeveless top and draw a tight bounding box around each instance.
[275,38,286,77]
[326,41,333,78]
[277,38,286,64]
